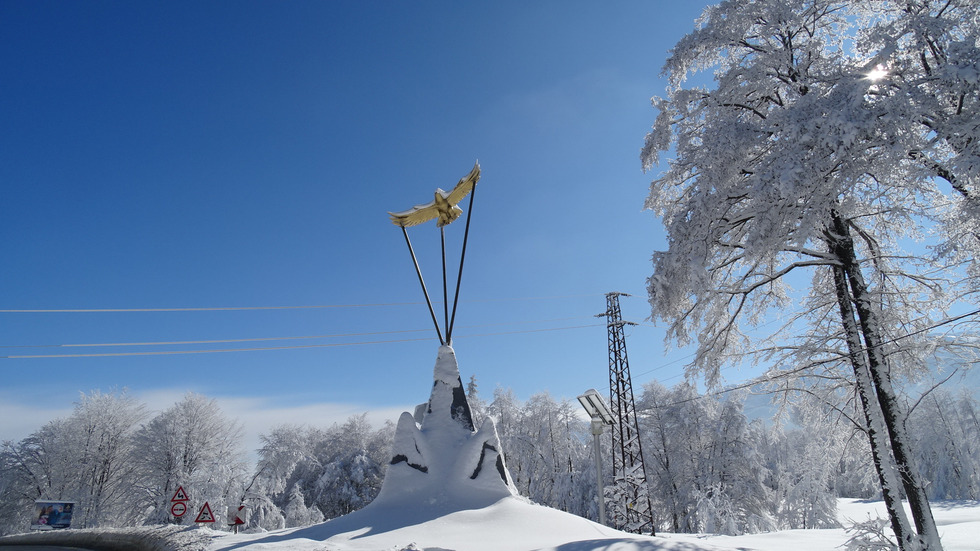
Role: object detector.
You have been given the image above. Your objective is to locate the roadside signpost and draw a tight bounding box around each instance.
[167,485,224,528]
[229,505,246,533]
[171,486,190,520]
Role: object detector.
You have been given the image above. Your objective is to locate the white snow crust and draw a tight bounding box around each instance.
[206,494,728,551]
[4,499,978,551]
[659,499,980,551]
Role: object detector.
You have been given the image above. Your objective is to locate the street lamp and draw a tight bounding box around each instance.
[577,388,613,526]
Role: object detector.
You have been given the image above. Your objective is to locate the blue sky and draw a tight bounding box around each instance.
[1,1,731,451]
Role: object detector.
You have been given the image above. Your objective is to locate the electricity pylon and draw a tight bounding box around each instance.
[597,292,655,535]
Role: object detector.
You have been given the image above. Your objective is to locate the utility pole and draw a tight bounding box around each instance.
[577,389,614,526]
[597,292,655,535]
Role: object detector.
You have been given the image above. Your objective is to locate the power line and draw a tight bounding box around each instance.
[455,324,602,340]
[2,329,432,349]
[0,316,595,350]
[0,293,607,314]
[1,323,603,359]
[0,304,415,313]
[636,308,980,409]
[2,337,434,359]
[588,305,980,405]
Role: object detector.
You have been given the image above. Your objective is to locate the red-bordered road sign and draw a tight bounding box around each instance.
[170,501,187,517]
[195,502,215,524]
[171,486,189,502]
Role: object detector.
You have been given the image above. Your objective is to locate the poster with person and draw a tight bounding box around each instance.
[30,500,75,530]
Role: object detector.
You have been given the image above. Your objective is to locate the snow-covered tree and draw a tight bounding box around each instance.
[130,392,247,525]
[0,390,145,529]
[1,421,74,534]
[248,414,394,528]
[466,374,487,427]
[486,389,594,518]
[64,390,146,527]
[766,414,841,529]
[642,1,978,548]
[906,389,980,500]
[281,483,323,528]
[636,382,776,534]
[3,419,76,514]
[311,414,392,519]
[0,445,33,535]
[761,355,882,502]
[246,424,314,530]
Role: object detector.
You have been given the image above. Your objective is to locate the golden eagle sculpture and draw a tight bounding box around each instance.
[389,162,481,228]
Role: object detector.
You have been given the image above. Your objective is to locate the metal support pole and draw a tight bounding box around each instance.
[440,226,449,343]
[592,420,607,526]
[447,177,477,343]
[401,226,444,345]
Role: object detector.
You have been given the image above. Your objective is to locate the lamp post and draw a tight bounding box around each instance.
[577,388,614,526]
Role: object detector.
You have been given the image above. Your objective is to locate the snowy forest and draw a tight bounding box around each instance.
[1,378,977,536]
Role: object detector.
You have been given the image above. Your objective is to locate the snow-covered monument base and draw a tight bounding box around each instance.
[374,344,519,509]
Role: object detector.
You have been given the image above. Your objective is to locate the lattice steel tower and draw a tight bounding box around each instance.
[598,292,655,535]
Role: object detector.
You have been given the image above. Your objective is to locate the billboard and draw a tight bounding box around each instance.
[30,500,75,530]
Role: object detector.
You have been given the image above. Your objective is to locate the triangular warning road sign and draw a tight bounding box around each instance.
[195,502,215,523]
[171,486,189,502]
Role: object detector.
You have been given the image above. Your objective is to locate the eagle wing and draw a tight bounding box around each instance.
[443,161,480,206]
[388,200,439,228]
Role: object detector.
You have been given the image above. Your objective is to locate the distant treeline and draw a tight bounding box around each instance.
[2,380,978,535]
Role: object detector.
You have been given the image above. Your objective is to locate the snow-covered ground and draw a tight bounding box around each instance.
[4,497,977,551]
[202,497,980,551]
[209,494,721,551]
[662,499,980,551]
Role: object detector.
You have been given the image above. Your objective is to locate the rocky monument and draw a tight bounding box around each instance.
[379,162,518,509]
[375,344,518,508]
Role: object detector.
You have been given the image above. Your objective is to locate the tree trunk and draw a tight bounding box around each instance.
[827,250,916,550]
[830,211,942,550]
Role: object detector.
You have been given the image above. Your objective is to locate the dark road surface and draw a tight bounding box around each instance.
[0,547,95,551]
